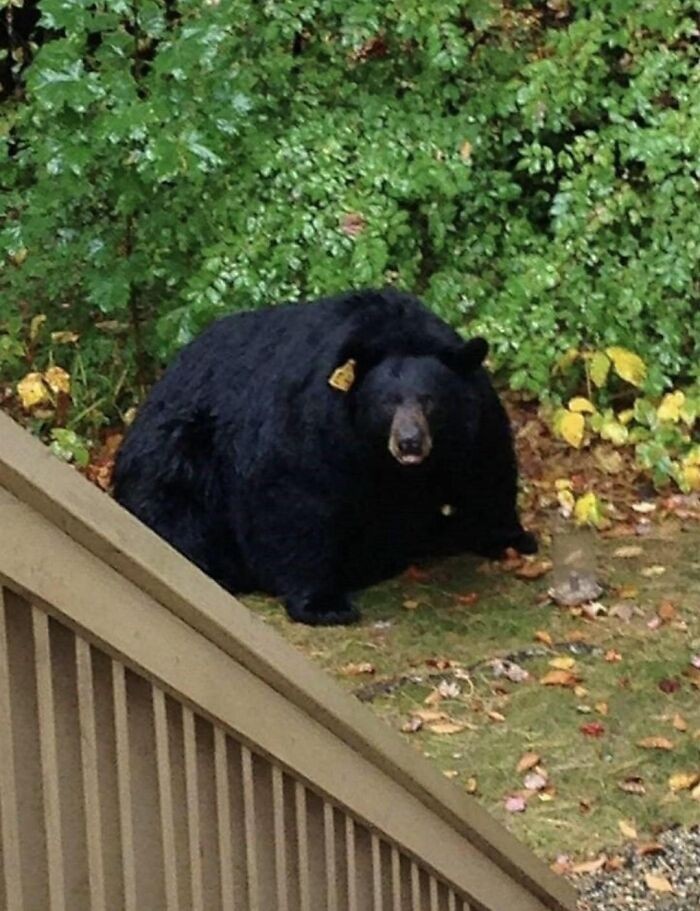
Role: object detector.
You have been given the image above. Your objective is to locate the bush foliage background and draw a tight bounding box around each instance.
[1,0,699,435]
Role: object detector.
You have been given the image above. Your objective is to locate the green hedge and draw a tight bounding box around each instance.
[2,0,698,431]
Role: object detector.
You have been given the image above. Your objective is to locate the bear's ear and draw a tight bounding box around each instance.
[442,337,489,376]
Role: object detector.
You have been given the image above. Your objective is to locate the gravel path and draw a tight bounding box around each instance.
[574,827,700,910]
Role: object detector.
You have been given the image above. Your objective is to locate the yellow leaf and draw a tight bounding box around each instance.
[606,347,647,387]
[30,314,47,341]
[556,489,575,517]
[568,396,596,414]
[668,772,699,792]
[17,372,49,409]
[465,777,478,794]
[560,411,585,448]
[51,330,80,345]
[549,656,575,671]
[43,365,70,396]
[574,492,604,528]
[9,247,28,266]
[681,465,700,492]
[599,416,629,446]
[534,630,553,647]
[618,408,635,425]
[459,140,473,162]
[618,820,637,840]
[589,351,611,388]
[657,390,685,423]
[554,348,579,373]
[644,873,674,894]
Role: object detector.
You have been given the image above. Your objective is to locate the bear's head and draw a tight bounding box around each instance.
[347,337,488,467]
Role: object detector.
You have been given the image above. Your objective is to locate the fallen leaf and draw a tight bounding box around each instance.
[574,685,589,698]
[339,661,375,676]
[465,777,478,794]
[571,856,606,875]
[594,447,624,475]
[672,713,688,732]
[581,601,607,619]
[487,710,506,723]
[631,501,656,514]
[523,771,548,792]
[580,722,605,738]
[657,600,677,622]
[692,655,700,669]
[610,602,635,622]
[504,795,527,814]
[595,701,609,716]
[411,709,449,723]
[540,669,579,688]
[605,856,625,871]
[560,411,585,448]
[43,365,70,395]
[574,491,605,528]
[515,559,552,579]
[402,599,420,611]
[549,656,576,671]
[534,630,553,647]
[455,592,479,606]
[637,842,665,856]
[605,649,622,663]
[668,772,699,792]
[614,545,643,558]
[641,564,666,577]
[427,721,466,735]
[437,680,461,699]
[404,565,430,582]
[401,717,423,733]
[517,752,541,773]
[658,678,681,694]
[644,873,674,894]
[619,777,646,795]
[647,616,663,631]
[443,769,459,779]
[550,855,572,876]
[637,736,674,751]
[17,372,49,409]
[618,820,637,839]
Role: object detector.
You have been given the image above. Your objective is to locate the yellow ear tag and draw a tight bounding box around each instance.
[328,358,356,393]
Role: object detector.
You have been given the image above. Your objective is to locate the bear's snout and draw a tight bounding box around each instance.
[388,403,432,466]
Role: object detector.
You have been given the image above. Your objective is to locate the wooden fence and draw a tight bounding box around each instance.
[0,412,576,911]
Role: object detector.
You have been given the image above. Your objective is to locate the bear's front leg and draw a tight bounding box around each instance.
[285,588,360,626]
[241,482,361,626]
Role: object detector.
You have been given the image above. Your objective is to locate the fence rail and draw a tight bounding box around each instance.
[0,412,576,911]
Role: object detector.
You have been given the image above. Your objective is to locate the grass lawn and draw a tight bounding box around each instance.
[243,519,700,864]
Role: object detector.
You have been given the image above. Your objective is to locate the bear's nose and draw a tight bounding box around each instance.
[397,434,424,456]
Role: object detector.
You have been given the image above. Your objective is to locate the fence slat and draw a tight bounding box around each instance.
[241,745,259,911]
[345,816,357,911]
[429,875,439,910]
[447,890,457,911]
[32,608,66,911]
[372,833,383,911]
[324,802,338,911]
[271,766,289,911]
[411,861,421,911]
[182,708,204,911]
[295,781,311,911]
[112,661,136,911]
[214,727,235,910]
[153,687,179,911]
[0,590,22,911]
[76,638,106,911]
[391,846,401,911]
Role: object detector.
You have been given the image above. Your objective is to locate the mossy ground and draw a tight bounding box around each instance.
[244,521,700,863]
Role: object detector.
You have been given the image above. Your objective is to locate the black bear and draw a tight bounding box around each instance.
[113,289,536,625]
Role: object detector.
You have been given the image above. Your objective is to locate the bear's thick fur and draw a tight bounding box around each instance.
[113,289,535,624]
